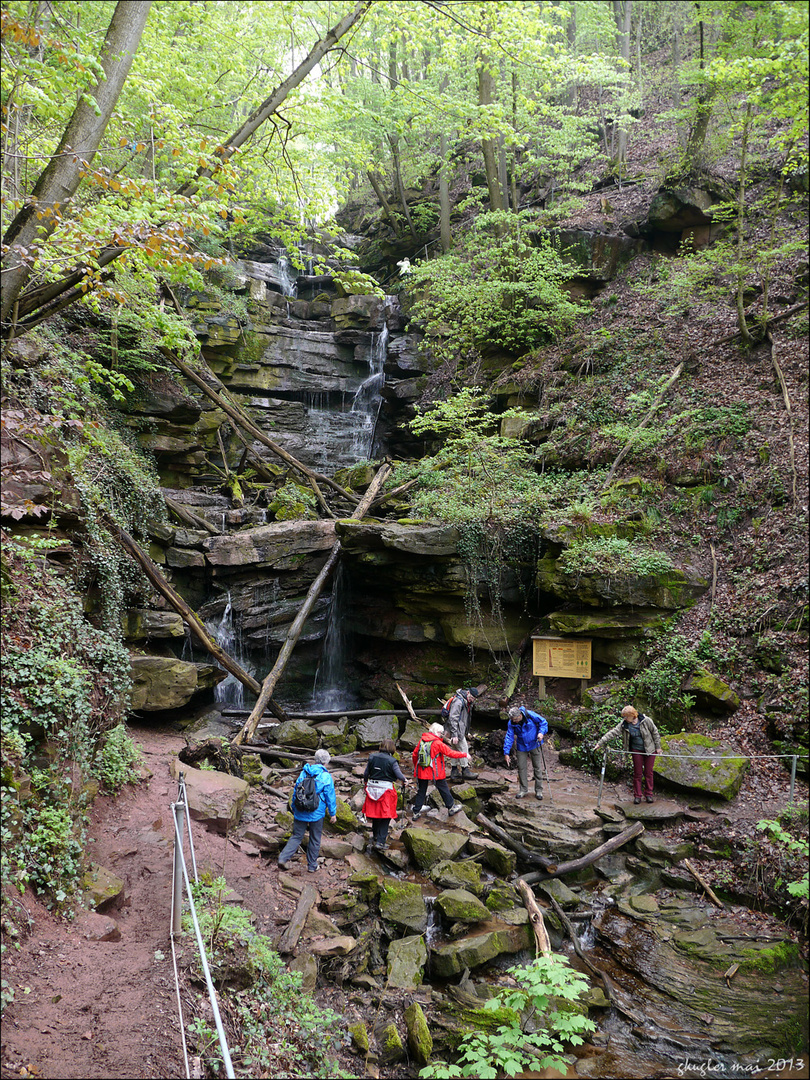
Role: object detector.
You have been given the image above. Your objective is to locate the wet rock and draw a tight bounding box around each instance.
[267,719,319,749]
[620,894,660,919]
[549,607,669,638]
[355,713,398,748]
[536,553,708,610]
[466,835,516,877]
[484,881,521,914]
[203,519,336,569]
[380,880,427,934]
[429,859,484,897]
[536,878,581,910]
[655,734,749,800]
[331,799,360,834]
[404,1001,432,1065]
[402,826,468,869]
[308,936,358,956]
[635,835,694,864]
[398,717,425,750]
[429,922,532,977]
[123,609,185,640]
[434,888,490,925]
[169,759,249,832]
[387,934,428,989]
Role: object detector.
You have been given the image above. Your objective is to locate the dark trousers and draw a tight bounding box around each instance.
[371,818,391,846]
[278,816,324,871]
[632,752,656,798]
[413,777,454,812]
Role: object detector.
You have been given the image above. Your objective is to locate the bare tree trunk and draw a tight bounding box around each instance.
[439,130,452,252]
[475,814,558,871]
[520,821,644,883]
[734,104,753,346]
[368,170,401,234]
[517,880,551,955]
[477,61,505,213]
[614,0,632,167]
[233,464,392,746]
[2,0,153,323]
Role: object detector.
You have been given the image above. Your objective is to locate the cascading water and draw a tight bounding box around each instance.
[350,323,388,461]
[311,564,360,711]
[208,593,253,709]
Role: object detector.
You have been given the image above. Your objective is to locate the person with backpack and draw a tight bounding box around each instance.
[411,723,466,819]
[278,748,337,872]
[445,683,487,781]
[504,705,548,800]
[592,705,662,804]
[363,738,409,851]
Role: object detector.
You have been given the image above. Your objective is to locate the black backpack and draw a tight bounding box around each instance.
[292,771,319,813]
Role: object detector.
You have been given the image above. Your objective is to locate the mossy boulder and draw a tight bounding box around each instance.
[655,734,749,800]
[267,719,319,750]
[484,882,521,914]
[380,880,427,934]
[376,1020,405,1064]
[548,607,668,638]
[355,713,398,748]
[536,555,708,610]
[402,827,468,869]
[429,923,532,977]
[635,835,694,864]
[348,1021,369,1053]
[398,717,425,750]
[330,798,360,834]
[81,864,125,911]
[429,859,484,896]
[434,888,490,925]
[536,878,581,910]
[387,934,428,989]
[685,667,741,713]
[466,836,516,877]
[404,1001,432,1065]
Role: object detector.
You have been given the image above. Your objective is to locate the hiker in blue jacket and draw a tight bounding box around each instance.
[278,748,337,873]
[504,705,548,800]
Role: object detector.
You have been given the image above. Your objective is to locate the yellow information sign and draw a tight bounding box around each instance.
[532,636,592,680]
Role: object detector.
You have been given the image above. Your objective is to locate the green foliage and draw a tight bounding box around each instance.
[557,537,675,578]
[628,632,701,725]
[1,542,132,908]
[419,954,594,1078]
[756,819,809,902]
[94,725,141,793]
[408,212,582,363]
[185,877,349,1078]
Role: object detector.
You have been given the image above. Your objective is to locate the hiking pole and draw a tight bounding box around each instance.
[539,741,553,803]
[597,750,608,810]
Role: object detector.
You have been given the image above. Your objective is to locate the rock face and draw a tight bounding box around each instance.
[655,734,749,800]
[129,655,223,711]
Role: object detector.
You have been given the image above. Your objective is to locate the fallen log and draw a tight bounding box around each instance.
[107,521,289,722]
[240,746,358,769]
[683,858,725,909]
[277,883,318,954]
[233,463,392,746]
[222,708,439,720]
[517,880,551,956]
[164,495,219,535]
[519,820,644,883]
[475,813,558,872]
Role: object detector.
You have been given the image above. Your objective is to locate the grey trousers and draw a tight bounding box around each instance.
[450,733,470,772]
[517,747,544,794]
[278,816,324,871]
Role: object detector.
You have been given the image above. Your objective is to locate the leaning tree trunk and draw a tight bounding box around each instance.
[233,463,392,746]
[1,0,153,324]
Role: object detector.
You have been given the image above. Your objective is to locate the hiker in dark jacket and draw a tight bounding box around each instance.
[445,683,487,781]
[363,738,409,851]
[593,706,662,804]
[504,705,548,800]
[411,723,466,819]
[278,748,337,872]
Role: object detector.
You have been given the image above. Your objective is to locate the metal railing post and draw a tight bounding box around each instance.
[789,755,797,806]
[597,751,608,810]
[171,786,186,939]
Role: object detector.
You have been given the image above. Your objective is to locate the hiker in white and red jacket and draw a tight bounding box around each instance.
[411,723,466,819]
[504,705,548,801]
[445,683,487,781]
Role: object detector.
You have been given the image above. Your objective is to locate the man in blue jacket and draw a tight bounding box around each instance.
[504,705,548,800]
[278,748,337,873]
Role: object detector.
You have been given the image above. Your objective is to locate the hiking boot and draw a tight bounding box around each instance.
[412,808,424,819]
[448,804,463,816]
[461,768,478,780]
[535,792,543,801]
[449,768,461,781]
[645,796,654,803]
[515,791,528,799]
[634,797,642,804]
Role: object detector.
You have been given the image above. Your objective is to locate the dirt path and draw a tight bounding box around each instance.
[1,721,804,1080]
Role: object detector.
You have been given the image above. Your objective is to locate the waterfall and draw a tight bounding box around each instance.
[311,564,360,711]
[276,255,298,298]
[350,323,388,461]
[209,593,252,708]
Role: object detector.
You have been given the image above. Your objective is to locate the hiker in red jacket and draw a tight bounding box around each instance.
[411,723,466,819]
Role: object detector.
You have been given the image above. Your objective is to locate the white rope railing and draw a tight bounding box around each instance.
[595,747,807,809]
[170,773,235,1079]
